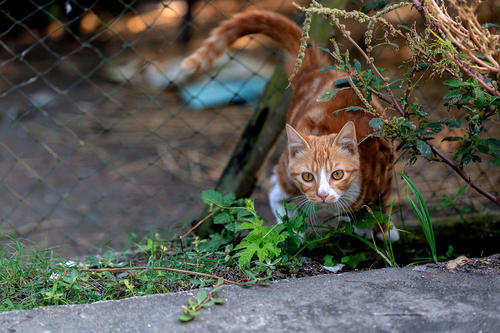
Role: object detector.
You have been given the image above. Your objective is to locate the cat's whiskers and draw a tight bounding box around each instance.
[290,194,306,207]
[292,194,309,211]
[305,201,317,226]
[338,196,355,222]
[310,204,319,226]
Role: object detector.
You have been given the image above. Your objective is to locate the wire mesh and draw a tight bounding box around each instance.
[0,0,497,255]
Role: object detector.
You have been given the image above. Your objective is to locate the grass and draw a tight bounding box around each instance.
[1,181,498,314]
[402,173,438,263]
[0,233,239,312]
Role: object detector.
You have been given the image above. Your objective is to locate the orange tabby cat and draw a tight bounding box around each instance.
[181,10,398,240]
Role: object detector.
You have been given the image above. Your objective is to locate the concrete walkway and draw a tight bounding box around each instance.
[1,257,499,332]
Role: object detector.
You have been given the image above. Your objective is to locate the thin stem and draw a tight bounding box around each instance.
[430,146,499,205]
[180,207,222,240]
[80,266,247,286]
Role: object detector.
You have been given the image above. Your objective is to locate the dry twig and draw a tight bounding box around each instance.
[80,265,247,286]
[180,207,222,240]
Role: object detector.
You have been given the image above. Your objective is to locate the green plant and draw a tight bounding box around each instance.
[318,201,399,268]
[341,253,369,268]
[364,201,399,267]
[233,200,286,267]
[293,0,499,206]
[179,279,225,322]
[402,173,438,263]
[0,231,238,312]
[198,191,311,282]
[434,185,472,221]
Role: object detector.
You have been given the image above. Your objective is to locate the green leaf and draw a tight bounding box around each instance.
[188,298,197,307]
[443,79,470,87]
[441,118,461,128]
[454,185,468,200]
[236,208,252,220]
[197,291,207,304]
[416,140,433,159]
[237,245,256,266]
[354,205,384,229]
[333,78,350,87]
[323,255,337,267]
[199,233,230,251]
[442,88,461,100]
[341,253,368,268]
[321,66,336,72]
[201,190,224,206]
[222,193,235,206]
[317,88,348,102]
[179,314,194,322]
[212,298,225,305]
[213,212,233,224]
[238,222,256,230]
[369,118,384,130]
[397,24,411,31]
[401,173,437,263]
[442,136,461,142]
[361,0,393,13]
[353,59,362,72]
[333,106,367,116]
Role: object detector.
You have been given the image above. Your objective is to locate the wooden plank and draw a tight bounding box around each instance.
[195,62,290,236]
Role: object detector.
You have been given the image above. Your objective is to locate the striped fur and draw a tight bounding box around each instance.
[182,11,394,227]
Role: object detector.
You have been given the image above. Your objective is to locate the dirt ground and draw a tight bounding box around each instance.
[0,0,497,255]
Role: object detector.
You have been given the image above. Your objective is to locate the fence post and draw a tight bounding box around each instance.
[194,0,346,237]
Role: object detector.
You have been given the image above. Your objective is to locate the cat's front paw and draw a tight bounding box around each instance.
[353,226,373,239]
[376,228,400,243]
[353,226,400,243]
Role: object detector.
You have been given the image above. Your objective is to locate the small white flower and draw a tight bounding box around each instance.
[49,272,61,281]
[63,260,77,267]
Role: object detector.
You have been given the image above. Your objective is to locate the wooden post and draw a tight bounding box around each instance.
[194,1,347,236]
[195,62,290,236]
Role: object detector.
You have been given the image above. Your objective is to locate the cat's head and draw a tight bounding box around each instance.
[286,121,360,206]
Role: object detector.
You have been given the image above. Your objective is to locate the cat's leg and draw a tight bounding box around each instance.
[269,176,305,241]
[352,224,399,242]
[376,228,400,242]
[353,226,373,239]
[268,171,290,224]
[352,217,400,242]
[376,192,400,243]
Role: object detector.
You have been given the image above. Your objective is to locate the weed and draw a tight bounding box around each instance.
[3,187,493,313]
[402,173,438,263]
[340,253,369,268]
[179,279,225,322]
[317,202,399,268]
[0,232,234,312]
[434,185,472,222]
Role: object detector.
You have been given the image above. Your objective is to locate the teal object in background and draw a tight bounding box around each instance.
[179,75,268,109]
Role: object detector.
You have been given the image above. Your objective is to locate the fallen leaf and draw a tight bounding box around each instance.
[445,256,470,270]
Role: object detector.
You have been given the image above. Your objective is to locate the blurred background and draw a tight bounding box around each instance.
[0,0,497,256]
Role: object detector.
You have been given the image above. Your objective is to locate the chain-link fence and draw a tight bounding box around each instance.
[0,0,497,255]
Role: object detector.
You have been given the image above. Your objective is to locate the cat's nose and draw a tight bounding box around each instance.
[318,193,328,201]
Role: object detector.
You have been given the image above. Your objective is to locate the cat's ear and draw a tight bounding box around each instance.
[286,124,310,157]
[334,121,357,154]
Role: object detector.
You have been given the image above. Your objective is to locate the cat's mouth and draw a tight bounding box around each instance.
[310,200,335,206]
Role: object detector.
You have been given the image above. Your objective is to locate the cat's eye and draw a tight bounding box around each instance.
[301,172,314,182]
[331,170,344,180]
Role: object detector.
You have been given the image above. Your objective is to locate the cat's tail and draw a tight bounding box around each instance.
[180,10,325,77]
